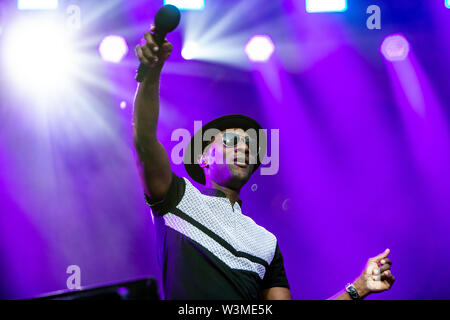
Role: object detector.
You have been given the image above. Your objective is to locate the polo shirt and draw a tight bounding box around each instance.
[145,172,290,300]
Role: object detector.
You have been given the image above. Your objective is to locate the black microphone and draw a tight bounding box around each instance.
[136,4,181,82]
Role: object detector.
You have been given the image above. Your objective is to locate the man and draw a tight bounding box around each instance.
[132,29,395,300]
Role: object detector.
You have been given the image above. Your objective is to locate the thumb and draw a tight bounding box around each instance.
[371,248,390,262]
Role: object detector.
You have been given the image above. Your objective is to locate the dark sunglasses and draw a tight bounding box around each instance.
[221,132,259,154]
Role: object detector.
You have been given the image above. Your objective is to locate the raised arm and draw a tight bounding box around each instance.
[133,28,174,203]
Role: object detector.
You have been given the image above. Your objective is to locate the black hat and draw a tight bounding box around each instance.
[184,114,267,185]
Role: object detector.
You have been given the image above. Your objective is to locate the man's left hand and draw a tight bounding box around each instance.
[353,248,395,298]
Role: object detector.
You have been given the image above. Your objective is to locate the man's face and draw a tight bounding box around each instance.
[199,128,258,188]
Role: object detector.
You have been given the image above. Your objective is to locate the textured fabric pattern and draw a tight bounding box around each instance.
[163,214,267,278]
[162,177,277,279]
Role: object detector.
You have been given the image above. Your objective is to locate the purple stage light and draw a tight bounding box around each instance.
[380,34,410,62]
[245,35,275,62]
[99,35,129,63]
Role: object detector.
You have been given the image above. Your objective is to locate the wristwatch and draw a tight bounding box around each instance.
[345,283,361,300]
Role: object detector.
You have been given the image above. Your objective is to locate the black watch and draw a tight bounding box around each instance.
[345,283,361,300]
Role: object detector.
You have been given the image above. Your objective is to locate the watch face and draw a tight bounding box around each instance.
[346,284,360,299]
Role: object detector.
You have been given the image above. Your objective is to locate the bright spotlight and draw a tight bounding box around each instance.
[306,0,347,13]
[164,0,205,10]
[98,35,129,63]
[446,0,450,8]
[3,18,76,93]
[18,0,58,10]
[245,35,275,62]
[181,42,200,60]
[380,34,410,62]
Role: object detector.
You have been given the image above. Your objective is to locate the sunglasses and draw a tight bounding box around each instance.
[221,132,259,154]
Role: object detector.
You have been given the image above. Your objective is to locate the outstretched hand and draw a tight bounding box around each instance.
[357,248,395,295]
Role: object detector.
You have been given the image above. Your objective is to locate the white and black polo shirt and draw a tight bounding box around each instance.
[145,173,290,300]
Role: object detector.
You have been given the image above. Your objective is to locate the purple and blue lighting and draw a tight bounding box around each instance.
[98,35,129,63]
[380,34,410,62]
[1,0,450,301]
[245,35,275,62]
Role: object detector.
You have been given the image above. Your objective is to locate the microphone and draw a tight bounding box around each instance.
[136,4,181,82]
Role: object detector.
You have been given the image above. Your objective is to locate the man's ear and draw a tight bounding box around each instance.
[198,154,209,168]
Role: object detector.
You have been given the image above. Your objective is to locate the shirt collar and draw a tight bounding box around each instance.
[200,188,242,207]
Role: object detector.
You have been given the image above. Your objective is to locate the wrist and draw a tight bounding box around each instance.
[353,277,370,299]
[143,64,163,83]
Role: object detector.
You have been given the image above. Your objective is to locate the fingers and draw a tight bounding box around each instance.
[144,32,159,52]
[380,269,395,284]
[370,248,390,263]
[135,45,150,65]
[136,29,173,66]
[379,263,391,274]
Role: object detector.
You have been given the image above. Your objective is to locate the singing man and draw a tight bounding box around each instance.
[132,28,395,300]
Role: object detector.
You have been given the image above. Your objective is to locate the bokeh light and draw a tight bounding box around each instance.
[98,35,129,63]
[245,35,275,62]
[380,34,410,62]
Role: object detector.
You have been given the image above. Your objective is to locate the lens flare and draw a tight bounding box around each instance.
[245,35,275,62]
[98,35,129,63]
[3,18,76,93]
[181,41,200,60]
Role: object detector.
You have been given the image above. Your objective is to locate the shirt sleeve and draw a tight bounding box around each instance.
[144,172,186,217]
[261,243,290,290]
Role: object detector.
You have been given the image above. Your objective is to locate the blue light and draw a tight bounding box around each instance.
[446,0,450,9]
[18,0,58,10]
[306,0,347,13]
[164,0,204,10]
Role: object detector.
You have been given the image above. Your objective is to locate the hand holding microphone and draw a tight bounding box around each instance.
[135,26,173,69]
[135,4,180,82]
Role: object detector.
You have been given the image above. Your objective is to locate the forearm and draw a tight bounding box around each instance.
[327,277,370,300]
[133,65,163,144]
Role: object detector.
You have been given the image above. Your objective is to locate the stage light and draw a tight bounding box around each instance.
[164,0,205,10]
[3,18,76,93]
[446,0,450,8]
[181,41,200,60]
[17,0,58,10]
[120,101,127,109]
[245,35,275,62]
[380,34,410,62]
[306,0,347,13]
[98,35,129,63]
